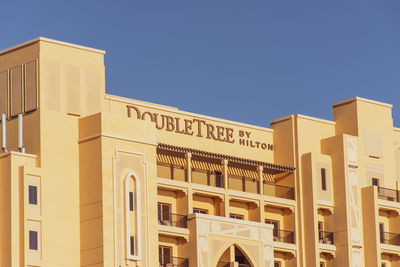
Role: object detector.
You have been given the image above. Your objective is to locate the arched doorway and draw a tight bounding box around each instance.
[216,245,253,267]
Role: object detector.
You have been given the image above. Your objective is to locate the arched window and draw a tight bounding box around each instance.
[125,172,141,260]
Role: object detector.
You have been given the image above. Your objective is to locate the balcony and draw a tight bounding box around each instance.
[263,182,294,200]
[158,213,187,228]
[380,232,400,246]
[158,212,189,241]
[159,256,188,267]
[319,231,334,245]
[228,175,259,194]
[192,168,224,188]
[157,163,188,182]
[273,229,295,244]
[380,231,400,255]
[378,187,400,202]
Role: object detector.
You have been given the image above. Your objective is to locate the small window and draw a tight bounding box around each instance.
[193,208,208,214]
[318,221,324,240]
[321,168,327,191]
[372,178,379,187]
[320,262,325,267]
[130,236,135,256]
[382,263,387,267]
[230,213,244,220]
[28,185,37,205]
[129,192,134,211]
[215,171,223,188]
[29,230,38,250]
[274,261,281,267]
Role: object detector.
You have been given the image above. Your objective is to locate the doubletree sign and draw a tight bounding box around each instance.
[127,105,273,151]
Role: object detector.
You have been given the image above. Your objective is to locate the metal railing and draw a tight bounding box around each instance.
[319,231,334,245]
[272,229,295,244]
[157,163,187,182]
[378,187,400,202]
[159,256,189,267]
[191,168,224,188]
[380,231,400,246]
[228,175,259,194]
[263,182,295,200]
[158,213,187,228]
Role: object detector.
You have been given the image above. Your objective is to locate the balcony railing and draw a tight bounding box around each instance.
[378,187,400,202]
[192,168,224,188]
[263,182,295,200]
[319,231,334,245]
[157,163,187,182]
[159,256,189,267]
[228,175,259,194]
[273,229,295,244]
[380,231,400,246]
[158,213,187,228]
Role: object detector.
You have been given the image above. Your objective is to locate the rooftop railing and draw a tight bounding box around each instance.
[273,229,295,244]
[191,169,224,188]
[157,163,187,182]
[319,231,334,245]
[263,182,295,200]
[377,187,400,202]
[158,212,187,228]
[228,175,259,194]
[380,231,400,246]
[159,256,189,267]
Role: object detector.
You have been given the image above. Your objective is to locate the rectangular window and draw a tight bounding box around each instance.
[159,246,172,265]
[193,208,208,214]
[129,191,134,211]
[158,203,171,225]
[274,262,281,267]
[320,262,325,267]
[130,236,135,256]
[318,221,324,240]
[28,185,37,205]
[215,171,223,188]
[321,168,327,191]
[380,223,385,243]
[29,230,38,250]
[265,219,280,240]
[372,178,379,187]
[230,213,244,220]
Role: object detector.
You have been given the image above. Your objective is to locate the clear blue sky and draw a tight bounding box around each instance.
[1,1,400,127]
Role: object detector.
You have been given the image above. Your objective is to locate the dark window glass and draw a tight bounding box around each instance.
[274,262,281,267]
[215,171,223,188]
[129,192,134,211]
[229,213,244,220]
[193,208,208,214]
[321,169,327,191]
[29,231,38,250]
[28,185,37,205]
[130,236,135,255]
[372,178,379,187]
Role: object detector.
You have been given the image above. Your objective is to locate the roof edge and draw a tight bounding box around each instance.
[0,37,106,56]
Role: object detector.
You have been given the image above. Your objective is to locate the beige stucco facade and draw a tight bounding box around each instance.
[0,38,400,267]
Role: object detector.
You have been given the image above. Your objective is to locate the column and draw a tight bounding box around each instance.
[186,152,193,214]
[258,166,264,223]
[223,159,229,218]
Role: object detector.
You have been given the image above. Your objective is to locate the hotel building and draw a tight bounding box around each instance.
[0,38,399,267]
